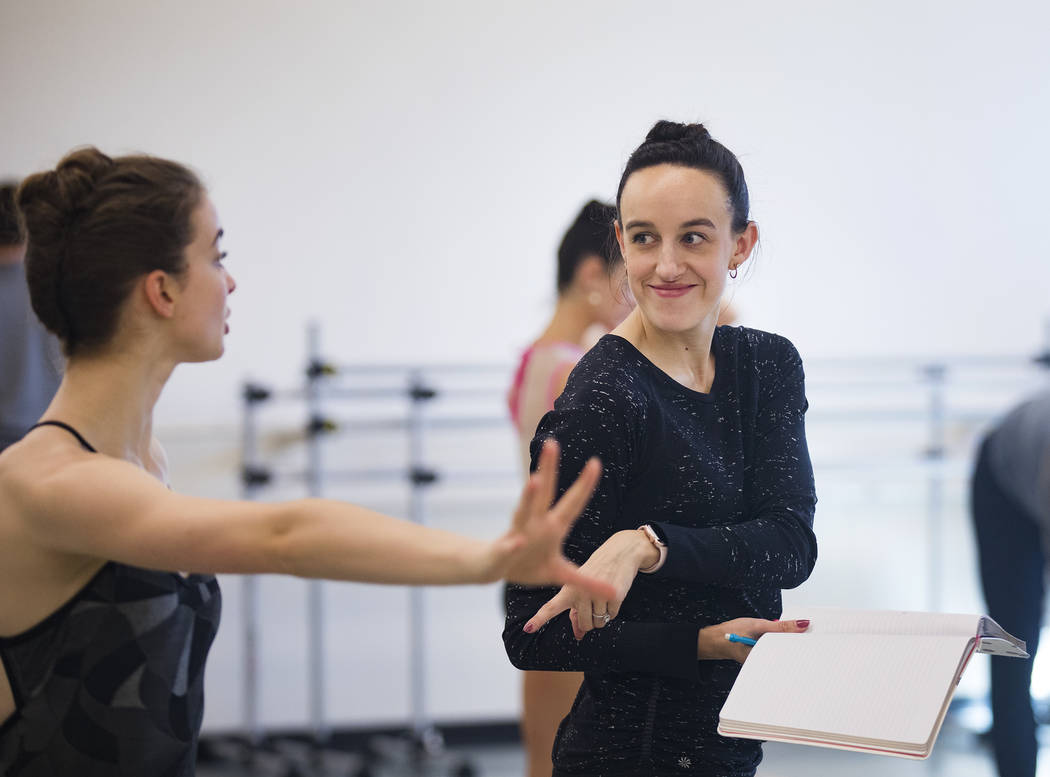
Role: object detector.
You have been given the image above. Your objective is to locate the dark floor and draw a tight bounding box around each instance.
[195,716,1050,777]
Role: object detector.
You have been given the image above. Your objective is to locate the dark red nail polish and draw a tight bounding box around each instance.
[796,619,810,629]
[523,624,535,633]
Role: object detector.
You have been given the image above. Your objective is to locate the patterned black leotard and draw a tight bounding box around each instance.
[0,421,222,776]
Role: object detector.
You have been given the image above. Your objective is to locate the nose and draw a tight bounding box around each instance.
[655,244,684,279]
[225,269,237,295]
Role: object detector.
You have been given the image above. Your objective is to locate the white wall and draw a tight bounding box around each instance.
[3,0,1049,732]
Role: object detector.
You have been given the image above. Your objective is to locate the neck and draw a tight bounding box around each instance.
[0,244,26,266]
[614,308,719,392]
[535,293,598,348]
[41,343,176,465]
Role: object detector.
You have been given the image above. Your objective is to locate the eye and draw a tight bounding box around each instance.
[215,251,228,266]
[630,232,656,246]
[682,232,708,245]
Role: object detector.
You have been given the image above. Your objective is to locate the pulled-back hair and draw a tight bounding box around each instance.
[17,147,203,357]
[0,181,25,245]
[616,121,751,234]
[556,199,621,294]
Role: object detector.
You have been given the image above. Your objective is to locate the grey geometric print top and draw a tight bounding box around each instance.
[504,328,817,777]
[0,423,222,777]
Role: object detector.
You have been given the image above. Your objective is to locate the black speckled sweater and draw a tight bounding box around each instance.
[504,328,817,777]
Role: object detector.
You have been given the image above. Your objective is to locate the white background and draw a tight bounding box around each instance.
[3,0,1049,732]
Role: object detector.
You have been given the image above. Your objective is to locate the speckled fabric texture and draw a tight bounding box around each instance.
[504,327,817,777]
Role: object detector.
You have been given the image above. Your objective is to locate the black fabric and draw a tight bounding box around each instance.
[0,422,222,776]
[26,421,98,452]
[504,327,817,776]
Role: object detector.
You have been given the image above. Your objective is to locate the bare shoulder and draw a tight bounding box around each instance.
[0,428,100,516]
[0,435,107,634]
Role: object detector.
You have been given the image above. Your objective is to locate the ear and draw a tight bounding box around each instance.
[142,270,178,319]
[730,221,759,273]
[573,254,607,289]
[614,220,626,256]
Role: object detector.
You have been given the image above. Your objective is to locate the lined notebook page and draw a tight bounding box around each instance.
[719,632,972,745]
[781,607,980,638]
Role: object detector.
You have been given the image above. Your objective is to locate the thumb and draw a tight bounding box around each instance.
[523,588,572,634]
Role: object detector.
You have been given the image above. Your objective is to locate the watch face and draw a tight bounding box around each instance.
[641,524,666,547]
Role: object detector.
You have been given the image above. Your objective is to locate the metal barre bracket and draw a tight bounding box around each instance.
[409,467,439,486]
[243,383,272,403]
[409,385,437,401]
[306,359,338,380]
[241,466,273,486]
[307,416,338,436]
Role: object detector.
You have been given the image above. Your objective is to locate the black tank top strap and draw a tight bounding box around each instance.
[26,421,98,453]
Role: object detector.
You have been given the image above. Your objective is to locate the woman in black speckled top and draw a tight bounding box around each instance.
[504,121,818,777]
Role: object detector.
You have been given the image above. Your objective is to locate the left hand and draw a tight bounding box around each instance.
[698,617,811,662]
[522,528,659,639]
[482,439,617,602]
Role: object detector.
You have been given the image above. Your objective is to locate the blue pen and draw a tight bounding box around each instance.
[725,633,757,647]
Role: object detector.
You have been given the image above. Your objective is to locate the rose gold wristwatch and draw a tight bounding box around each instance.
[637,524,667,574]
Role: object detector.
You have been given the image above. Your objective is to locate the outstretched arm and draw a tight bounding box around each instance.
[12,438,615,595]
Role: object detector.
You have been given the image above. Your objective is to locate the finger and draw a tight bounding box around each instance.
[591,599,611,630]
[576,597,595,634]
[549,457,601,531]
[509,472,538,534]
[549,557,617,601]
[762,618,811,635]
[569,608,584,641]
[523,589,572,634]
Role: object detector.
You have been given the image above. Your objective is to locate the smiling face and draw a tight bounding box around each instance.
[616,164,755,336]
[172,195,236,362]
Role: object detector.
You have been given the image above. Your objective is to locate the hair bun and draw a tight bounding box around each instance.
[16,147,116,345]
[644,120,711,145]
[19,147,115,229]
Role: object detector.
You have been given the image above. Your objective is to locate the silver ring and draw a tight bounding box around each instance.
[593,611,611,625]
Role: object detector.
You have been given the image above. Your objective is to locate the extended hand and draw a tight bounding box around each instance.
[485,440,616,602]
[522,527,658,639]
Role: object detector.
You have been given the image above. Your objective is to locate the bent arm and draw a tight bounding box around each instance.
[503,582,701,680]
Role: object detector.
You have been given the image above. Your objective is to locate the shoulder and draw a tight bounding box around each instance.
[721,326,802,363]
[558,336,654,415]
[719,326,804,380]
[0,431,94,530]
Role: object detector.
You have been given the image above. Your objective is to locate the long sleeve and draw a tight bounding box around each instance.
[503,370,702,681]
[650,338,817,588]
[503,586,702,680]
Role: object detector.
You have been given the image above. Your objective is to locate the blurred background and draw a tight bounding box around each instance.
[3,0,1049,774]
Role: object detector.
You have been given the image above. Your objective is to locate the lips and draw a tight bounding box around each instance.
[650,284,694,298]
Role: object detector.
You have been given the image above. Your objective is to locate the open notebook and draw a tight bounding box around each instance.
[717,607,1028,759]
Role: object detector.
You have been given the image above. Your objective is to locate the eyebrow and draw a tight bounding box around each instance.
[624,218,716,231]
[212,228,224,246]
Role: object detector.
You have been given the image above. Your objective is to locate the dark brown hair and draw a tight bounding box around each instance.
[616,121,751,234]
[17,147,203,357]
[0,181,25,245]
[556,200,621,294]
